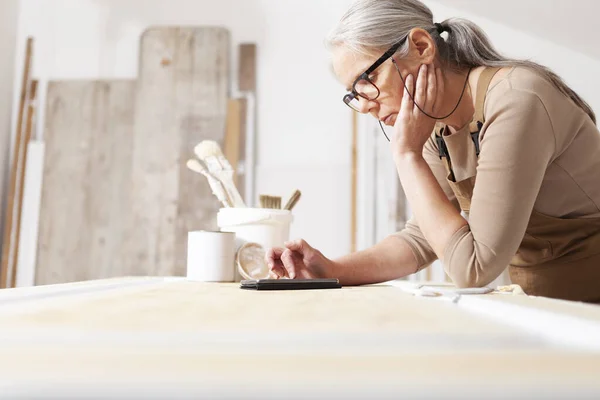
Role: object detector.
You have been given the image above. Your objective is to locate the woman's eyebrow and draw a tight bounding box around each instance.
[329,61,357,92]
[345,73,361,92]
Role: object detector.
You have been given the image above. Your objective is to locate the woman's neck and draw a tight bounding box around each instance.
[439,66,484,133]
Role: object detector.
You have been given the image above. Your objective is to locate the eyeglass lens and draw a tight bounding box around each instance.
[345,78,379,111]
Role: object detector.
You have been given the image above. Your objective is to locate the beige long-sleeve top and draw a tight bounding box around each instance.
[396,66,600,287]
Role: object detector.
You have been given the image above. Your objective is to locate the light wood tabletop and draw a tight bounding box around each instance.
[0,277,599,399]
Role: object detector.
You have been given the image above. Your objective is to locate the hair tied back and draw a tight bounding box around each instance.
[434,22,450,34]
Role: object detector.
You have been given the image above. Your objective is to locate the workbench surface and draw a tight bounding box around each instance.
[1,277,599,399]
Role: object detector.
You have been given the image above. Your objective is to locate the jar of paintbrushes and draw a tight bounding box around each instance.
[187,140,302,281]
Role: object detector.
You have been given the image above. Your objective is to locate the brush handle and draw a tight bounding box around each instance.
[218,172,246,207]
[187,162,232,208]
[206,176,233,208]
[202,155,246,208]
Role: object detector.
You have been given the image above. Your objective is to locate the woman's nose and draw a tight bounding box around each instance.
[357,96,374,114]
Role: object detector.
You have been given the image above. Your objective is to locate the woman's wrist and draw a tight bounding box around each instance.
[393,149,425,164]
[327,259,345,280]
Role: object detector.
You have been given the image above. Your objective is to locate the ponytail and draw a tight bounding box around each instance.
[439,18,596,124]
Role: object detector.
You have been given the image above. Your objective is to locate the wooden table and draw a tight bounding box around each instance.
[1,277,599,399]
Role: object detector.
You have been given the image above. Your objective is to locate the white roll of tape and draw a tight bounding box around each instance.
[186,231,236,282]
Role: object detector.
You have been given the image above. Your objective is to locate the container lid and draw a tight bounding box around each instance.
[236,242,271,280]
[218,207,293,227]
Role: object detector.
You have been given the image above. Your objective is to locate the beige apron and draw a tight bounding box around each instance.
[436,67,600,302]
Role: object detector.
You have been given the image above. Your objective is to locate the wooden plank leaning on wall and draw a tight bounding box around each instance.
[36,80,136,285]
[1,37,33,289]
[125,27,230,278]
[36,28,232,285]
[9,80,38,288]
[224,98,245,191]
[238,43,256,206]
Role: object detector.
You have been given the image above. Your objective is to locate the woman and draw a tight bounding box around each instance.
[266,0,600,302]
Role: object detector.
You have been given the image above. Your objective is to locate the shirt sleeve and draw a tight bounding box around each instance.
[393,130,461,272]
[443,87,556,287]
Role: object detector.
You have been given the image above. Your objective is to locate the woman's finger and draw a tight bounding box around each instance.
[426,64,436,112]
[399,74,414,122]
[435,67,444,114]
[266,247,283,268]
[284,239,310,254]
[414,64,427,115]
[271,265,287,278]
[281,249,300,279]
[266,247,287,278]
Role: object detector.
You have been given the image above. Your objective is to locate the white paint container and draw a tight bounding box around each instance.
[217,208,294,252]
[186,231,236,282]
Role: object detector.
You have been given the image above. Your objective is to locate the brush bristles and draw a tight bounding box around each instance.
[186,159,206,174]
[259,195,282,209]
[194,140,223,161]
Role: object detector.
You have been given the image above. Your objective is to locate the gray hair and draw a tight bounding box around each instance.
[327,0,596,124]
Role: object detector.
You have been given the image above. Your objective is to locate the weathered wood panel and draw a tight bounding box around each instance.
[124,27,230,276]
[36,81,136,285]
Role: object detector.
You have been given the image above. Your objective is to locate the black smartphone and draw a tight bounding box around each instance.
[240,278,342,291]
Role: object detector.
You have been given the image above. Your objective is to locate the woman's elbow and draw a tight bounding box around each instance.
[446,260,499,289]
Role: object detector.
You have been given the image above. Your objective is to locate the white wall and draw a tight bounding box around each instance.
[14,0,600,265]
[436,0,600,60]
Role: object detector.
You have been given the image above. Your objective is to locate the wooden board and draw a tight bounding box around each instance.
[224,98,247,195]
[238,43,256,92]
[1,37,33,288]
[36,81,136,285]
[15,141,44,287]
[10,80,38,288]
[124,27,230,277]
[238,43,256,205]
[1,279,600,399]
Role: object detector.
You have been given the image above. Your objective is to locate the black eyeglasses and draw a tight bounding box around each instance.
[342,36,408,113]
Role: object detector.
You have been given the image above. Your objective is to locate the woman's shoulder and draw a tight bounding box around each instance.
[487,65,562,104]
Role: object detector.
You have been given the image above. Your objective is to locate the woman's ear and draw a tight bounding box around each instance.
[407,28,437,64]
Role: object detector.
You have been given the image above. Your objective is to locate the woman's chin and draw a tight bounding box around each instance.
[384,114,397,126]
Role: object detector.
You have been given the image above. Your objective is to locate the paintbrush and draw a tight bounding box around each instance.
[284,190,302,211]
[194,140,246,208]
[259,195,282,209]
[186,159,232,208]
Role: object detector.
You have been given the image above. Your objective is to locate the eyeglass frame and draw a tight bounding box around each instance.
[342,36,409,142]
[342,35,408,110]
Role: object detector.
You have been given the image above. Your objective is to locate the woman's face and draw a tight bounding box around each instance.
[331,31,435,126]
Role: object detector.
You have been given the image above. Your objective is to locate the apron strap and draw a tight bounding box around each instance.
[468,66,502,133]
[436,66,502,177]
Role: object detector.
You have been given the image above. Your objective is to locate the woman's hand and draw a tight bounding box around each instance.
[266,239,334,279]
[392,63,443,157]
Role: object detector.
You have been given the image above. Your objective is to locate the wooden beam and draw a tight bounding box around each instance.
[10,80,38,288]
[238,43,257,205]
[223,98,245,186]
[1,37,33,289]
[238,44,256,92]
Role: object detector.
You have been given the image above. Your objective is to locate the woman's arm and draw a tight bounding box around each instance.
[393,69,555,288]
[394,153,467,260]
[330,235,419,286]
